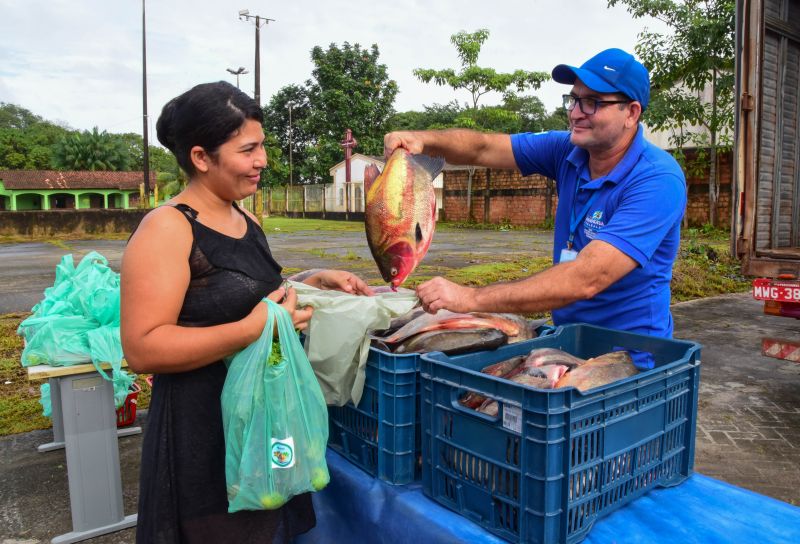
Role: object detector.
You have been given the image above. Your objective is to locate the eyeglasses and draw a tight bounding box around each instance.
[562,94,632,115]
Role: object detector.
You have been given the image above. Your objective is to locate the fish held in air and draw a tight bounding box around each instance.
[364,149,445,289]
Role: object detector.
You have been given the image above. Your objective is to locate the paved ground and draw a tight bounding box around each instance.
[1,229,799,543]
[676,294,800,501]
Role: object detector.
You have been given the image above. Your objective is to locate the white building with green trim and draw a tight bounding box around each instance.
[0,170,152,211]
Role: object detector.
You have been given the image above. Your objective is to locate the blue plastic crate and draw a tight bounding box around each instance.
[328,324,557,485]
[327,347,421,484]
[420,324,701,544]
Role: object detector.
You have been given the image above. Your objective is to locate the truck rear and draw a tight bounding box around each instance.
[733,0,800,359]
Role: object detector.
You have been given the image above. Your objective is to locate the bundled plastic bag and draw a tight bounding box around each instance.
[19,251,120,365]
[222,299,330,513]
[18,252,134,407]
[19,252,119,332]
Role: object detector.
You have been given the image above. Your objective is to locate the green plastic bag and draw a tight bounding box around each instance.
[39,383,51,418]
[291,281,418,406]
[18,251,122,366]
[222,299,330,513]
[20,315,96,367]
[87,326,135,409]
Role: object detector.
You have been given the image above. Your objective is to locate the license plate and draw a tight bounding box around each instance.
[753,278,800,302]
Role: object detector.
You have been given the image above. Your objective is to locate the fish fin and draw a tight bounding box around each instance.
[364,164,381,193]
[410,154,445,179]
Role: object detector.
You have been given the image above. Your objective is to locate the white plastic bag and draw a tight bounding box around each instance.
[291,281,418,406]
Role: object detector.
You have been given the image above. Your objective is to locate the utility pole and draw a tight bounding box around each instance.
[142,0,151,205]
[238,9,275,106]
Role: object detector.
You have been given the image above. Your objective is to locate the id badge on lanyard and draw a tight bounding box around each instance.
[561,184,600,263]
[560,246,579,263]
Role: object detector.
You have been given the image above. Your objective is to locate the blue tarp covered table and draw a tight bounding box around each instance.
[297,450,800,544]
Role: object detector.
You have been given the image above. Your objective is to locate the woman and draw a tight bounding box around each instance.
[121,81,371,543]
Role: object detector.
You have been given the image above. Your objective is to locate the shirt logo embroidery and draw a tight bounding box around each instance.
[584,210,605,240]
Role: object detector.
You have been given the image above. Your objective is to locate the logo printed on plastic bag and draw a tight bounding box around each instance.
[271,437,295,468]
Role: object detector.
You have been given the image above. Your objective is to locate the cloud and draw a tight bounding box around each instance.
[0,0,668,135]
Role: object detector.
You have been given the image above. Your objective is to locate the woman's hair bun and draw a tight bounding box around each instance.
[155,99,178,151]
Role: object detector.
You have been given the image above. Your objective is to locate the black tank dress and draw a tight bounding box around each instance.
[136,203,315,543]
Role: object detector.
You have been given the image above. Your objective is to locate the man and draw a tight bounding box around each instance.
[383,48,686,369]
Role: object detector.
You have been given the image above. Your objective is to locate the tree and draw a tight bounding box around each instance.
[52,127,131,171]
[540,107,569,132]
[608,0,735,226]
[413,29,550,110]
[261,132,290,187]
[301,42,399,183]
[263,44,397,186]
[0,103,47,130]
[414,29,550,220]
[0,103,71,169]
[387,101,463,132]
[263,84,312,186]
[113,132,178,174]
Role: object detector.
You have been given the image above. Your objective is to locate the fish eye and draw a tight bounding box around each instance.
[390,267,398,276]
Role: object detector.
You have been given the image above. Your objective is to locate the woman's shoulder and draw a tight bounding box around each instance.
[129,204,194,247]
[240,207,262,228]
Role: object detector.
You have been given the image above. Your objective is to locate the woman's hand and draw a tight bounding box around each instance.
[305,269,374,296]
[267,284,313,331]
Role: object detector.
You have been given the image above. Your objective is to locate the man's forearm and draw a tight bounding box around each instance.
[416,129,486,165]
[419,129,519,169]
[470,261,596,314]
[467,240,637,314]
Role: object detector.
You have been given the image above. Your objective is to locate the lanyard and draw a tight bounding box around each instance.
[567,182,600,250]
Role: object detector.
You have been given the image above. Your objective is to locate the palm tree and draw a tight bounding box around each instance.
[52,127,130,171]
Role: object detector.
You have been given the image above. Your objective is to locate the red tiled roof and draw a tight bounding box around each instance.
[0,170,154,190]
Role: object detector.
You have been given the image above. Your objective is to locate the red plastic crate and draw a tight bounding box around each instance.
[116,382,141,428]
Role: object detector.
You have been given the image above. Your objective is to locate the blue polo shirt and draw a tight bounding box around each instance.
[511,127,686,359]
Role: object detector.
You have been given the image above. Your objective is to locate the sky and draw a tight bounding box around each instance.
[0,0,668,139]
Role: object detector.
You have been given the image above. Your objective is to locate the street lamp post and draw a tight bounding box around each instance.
[238,9,275,106]
[226,66,249,89]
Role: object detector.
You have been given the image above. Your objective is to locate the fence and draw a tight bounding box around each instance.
[240,151,732,228]
[442,149,733,228]
[238,184,364,217]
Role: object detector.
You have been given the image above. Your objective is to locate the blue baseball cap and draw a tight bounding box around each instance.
[552,48,650,111]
